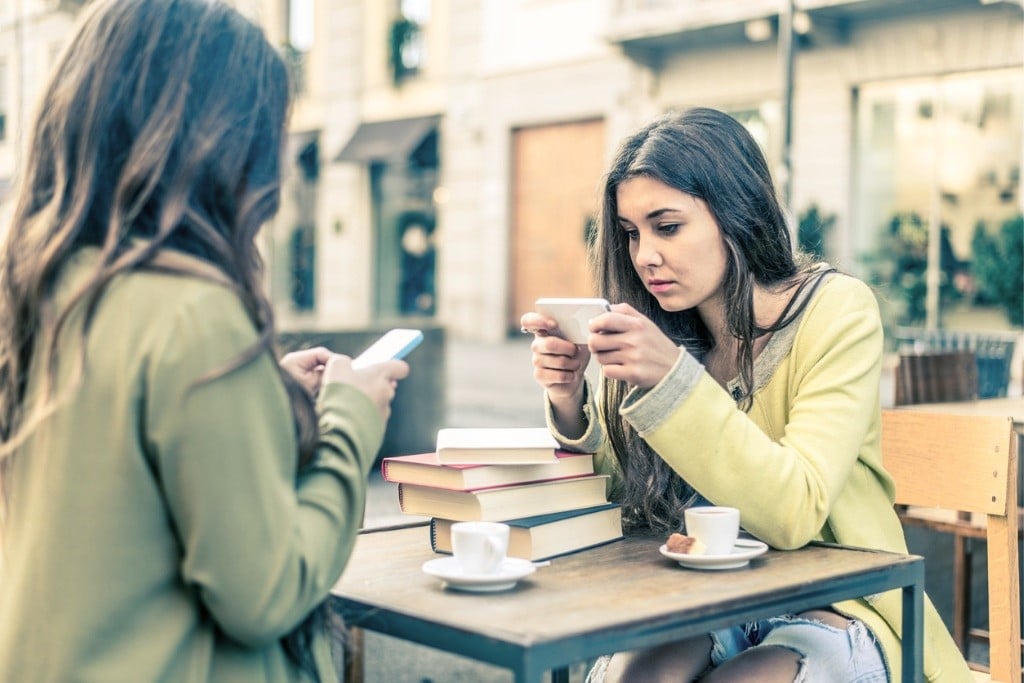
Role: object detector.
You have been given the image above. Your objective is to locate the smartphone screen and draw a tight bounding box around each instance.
[351,329,424,369]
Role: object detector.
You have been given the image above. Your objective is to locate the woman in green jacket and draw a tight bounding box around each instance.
[522,108,970,681]
[0,1,408,681]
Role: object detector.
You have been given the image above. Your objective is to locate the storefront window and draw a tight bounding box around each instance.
[289,137,318,312]
[854,68,1022,327]
[371,130,439,318]
[726,102,781,179]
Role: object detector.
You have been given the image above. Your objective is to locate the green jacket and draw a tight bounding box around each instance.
[551,273,971,682]
[0,249,384,682]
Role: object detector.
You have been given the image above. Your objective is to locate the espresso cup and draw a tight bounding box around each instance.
[450,521,510,574]
[683,506,740,556]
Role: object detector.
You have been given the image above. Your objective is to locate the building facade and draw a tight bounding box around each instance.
[0,0,1020,342]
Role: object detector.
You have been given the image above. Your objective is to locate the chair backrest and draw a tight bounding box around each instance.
[894,351,978,406]
[895,327,1019,398]
[881,410,1021,683]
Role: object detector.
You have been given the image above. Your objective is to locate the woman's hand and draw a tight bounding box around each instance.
[280,346,333,396]
[520,311,591,404]
[589,303,681,389]
[321,355,410,422]
[520,310,594,440]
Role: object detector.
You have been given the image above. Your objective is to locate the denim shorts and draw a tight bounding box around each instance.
[585,615,888,682]
[709,615,889,682]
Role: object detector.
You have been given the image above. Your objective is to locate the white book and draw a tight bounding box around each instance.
[435,427,560,465]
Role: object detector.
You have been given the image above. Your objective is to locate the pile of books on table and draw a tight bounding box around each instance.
[381,426,623,561]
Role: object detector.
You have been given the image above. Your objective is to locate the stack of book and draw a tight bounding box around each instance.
[381,426,623,561]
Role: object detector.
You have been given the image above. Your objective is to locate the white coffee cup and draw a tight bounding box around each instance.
[450,521,510,574]
[683,506,740,556]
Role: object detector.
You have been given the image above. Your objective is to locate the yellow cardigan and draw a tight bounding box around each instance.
[0,249,384,682]
[551,274,971,682]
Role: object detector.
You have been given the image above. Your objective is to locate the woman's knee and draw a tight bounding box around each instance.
[700,644,802,682]
[602,635,713,683]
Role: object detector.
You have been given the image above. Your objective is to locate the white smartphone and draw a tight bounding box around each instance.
[351,328,424,369]
[534,297,612,344]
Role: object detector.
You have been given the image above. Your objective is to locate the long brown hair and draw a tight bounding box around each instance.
[0,0,324,674]
[593,108,825,532]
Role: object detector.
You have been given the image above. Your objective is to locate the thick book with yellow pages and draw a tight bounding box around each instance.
[430,503,623,561]
[397,474,610,522]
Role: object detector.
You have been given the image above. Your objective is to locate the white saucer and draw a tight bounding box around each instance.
[422,556,537,592]
[659,538,769,570]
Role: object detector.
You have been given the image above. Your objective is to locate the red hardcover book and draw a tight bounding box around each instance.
[380,450,594,491]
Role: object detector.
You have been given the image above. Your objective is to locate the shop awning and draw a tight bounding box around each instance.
[334,114,440,164]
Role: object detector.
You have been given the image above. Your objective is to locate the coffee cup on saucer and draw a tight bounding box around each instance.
[683,506,740,556]
[450,521,510,574]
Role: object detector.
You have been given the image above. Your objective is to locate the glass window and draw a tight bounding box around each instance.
[855,69,1023,327]
[391,0,430,84]
[0,58,7,143]
[283,0,313,95]
[371,128,439,318]
[724,102,781,182]
[282,134,318,313]
[288,0,314,52]
[0,58,6,143]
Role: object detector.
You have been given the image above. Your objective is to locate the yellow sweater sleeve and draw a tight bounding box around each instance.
[620,276,886,549]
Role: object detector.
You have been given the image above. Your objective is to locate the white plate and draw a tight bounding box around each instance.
[659,538,769,570]
[422,556,537,592]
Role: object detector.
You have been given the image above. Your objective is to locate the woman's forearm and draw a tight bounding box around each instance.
[549,386,588,440]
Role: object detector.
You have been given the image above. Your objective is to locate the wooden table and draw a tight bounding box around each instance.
[331,525,925,683]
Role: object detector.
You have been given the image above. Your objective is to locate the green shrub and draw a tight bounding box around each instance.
[970,214,1023,326]
[860,212,964,325]
[797,204,836,260]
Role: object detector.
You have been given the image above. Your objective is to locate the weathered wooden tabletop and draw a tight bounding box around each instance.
[331,525,924,683]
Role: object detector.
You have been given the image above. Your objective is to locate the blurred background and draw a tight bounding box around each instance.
[0,3,1021,678]
[2,0,1021,337]
[0,0,1021,453]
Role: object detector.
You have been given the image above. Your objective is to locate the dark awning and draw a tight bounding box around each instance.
[334,114,440,164]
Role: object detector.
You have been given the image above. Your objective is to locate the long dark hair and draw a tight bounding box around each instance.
[0,0,327,675]
[592,107,825,532]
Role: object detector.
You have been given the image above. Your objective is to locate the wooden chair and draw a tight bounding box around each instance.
[893,349,983,655]
[894,350,978,406]
[895,328,1018,399]
[882,410,1021,682]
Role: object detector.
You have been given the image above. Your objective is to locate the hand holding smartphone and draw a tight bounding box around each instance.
[534,297,611,344]
[351,328,424,369]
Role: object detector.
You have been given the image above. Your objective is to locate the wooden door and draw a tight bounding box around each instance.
[510,119,605,333]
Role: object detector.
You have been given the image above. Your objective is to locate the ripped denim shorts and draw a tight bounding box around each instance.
[584,613,888,682]
[709,614,889,682]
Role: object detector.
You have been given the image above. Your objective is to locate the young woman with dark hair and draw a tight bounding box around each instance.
[0,1,407,680]
[522,108,969,682]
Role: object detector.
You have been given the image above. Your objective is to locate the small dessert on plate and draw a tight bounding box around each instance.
[665,532,707,556]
